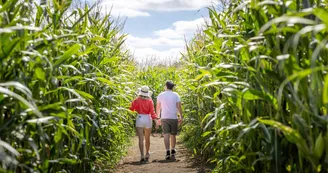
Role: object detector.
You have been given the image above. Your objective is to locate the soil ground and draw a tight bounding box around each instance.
[115,134,211,173]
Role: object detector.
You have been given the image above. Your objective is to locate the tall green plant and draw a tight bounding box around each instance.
[0,0,135,172]
[179,0,328,172]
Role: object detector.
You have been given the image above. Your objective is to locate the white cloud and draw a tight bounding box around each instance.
[154,18,208,39]
[98,0,215,17]
[111,8,151,17]
[173,18,207,33]
[138,0,213,11]
[133,48,184,58]
[126,35,185,48]
[126,35,186,61]
[154,29,183,39]
[126,17,208,63]
[131,48,185,65]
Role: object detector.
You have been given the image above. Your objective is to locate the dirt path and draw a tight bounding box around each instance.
[115,134,210,173]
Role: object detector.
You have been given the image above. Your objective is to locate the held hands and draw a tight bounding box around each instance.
[156,118,161,126]
[154,118,161,130]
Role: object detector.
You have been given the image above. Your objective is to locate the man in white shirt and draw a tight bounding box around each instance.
[156,81,183,160]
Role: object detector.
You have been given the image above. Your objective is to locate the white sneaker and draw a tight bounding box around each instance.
[145,153,150,160]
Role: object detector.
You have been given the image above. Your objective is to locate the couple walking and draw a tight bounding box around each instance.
[129,81,183,162]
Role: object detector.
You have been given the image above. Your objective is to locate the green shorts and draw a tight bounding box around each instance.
[161,119,178,135]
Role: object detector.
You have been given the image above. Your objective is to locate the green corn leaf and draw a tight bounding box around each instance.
[202,131,213,137]
[313,8,328,25]
[97,77,114,86]
[74,89,95,100]
[35,67,46,80]
[258,118,310,156]
[243,89,263,100]
[54,129,62,143]
[27,116,55,124]
[323,74,328,106]
[49,158,78,164]
[0,139,20,156]
[61,65,82,74]
[54,44,81,67]
[0,81,33,99]
[260,16,316,33]
[314,133,324,160]
[242,89,275,104]
[0,86,41,117]
[0,0,19,12]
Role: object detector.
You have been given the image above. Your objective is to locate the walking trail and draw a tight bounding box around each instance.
[115,134,210,173]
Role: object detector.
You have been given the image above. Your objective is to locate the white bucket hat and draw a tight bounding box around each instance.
[138,86,153,97]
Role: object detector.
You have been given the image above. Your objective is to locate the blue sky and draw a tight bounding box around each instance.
[88,0,214,63]
[123,10,208,38]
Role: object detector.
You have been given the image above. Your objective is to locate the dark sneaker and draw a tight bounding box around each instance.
[171,149,176,155]
[171,149,176,160]
[165,151,170,160]
[171,155,175,160]
[140,156,145,162]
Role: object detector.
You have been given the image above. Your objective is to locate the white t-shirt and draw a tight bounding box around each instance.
[157,90,181,119]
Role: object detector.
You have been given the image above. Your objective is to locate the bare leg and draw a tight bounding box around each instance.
[136,127,144,158]
[160,126,164,137]
[144,128,151,155]
[164,133,170,151]
[170,135,176,150]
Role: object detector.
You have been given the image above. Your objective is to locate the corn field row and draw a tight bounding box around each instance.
[177,0,328,172]
[1,0,135,172]
[2,0,328,172]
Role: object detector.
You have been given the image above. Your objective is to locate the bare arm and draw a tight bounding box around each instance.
[156,101,161,118]
[149,100,158,119]
[176,102,182,119]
